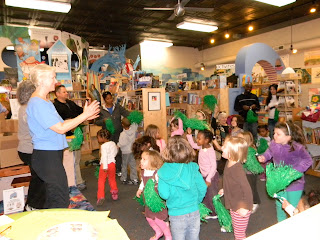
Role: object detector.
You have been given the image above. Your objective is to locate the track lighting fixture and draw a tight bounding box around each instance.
[200,63,205,71]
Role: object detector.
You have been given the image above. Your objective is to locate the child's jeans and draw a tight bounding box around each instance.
[230,209,251,240]
[169,210,200,240]
[97,162,118,199]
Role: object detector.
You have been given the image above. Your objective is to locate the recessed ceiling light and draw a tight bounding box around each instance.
[140,40,173,48]
[254,0,296,7]
[177,21,218,33]
[5,0,71,13]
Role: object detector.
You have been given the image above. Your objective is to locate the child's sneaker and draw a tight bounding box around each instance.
[126,180,134,185]
[220,227,227,233]
[132,179,139,185]
[96,198,105,206]
[111,191,118,200]
[121,180,128,185]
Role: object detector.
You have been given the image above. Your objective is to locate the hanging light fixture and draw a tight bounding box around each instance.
[200,63,205,71]
[310,1,317,13]
[225,30,230,39]
[290,11,297,54]
[210,38,215,44]
[248,23,254,31]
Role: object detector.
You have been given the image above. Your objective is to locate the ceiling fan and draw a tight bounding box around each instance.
[143,0,214,20]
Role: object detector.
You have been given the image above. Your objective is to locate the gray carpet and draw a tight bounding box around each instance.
[80,164,320,240]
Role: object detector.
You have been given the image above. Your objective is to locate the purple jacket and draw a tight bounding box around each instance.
[262,140,312,192]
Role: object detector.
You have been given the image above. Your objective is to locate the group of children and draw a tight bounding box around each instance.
[94,109,315,240]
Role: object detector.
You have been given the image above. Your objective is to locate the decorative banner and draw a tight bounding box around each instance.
[15,38,42,81]
[311,67,320,83]
[304,50,320,67]
[47,40,72,88]
[29,28,61,48]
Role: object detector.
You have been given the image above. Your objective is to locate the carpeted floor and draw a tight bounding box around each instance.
[79,162,320,240]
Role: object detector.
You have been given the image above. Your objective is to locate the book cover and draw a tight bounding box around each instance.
[285,96,295,108]
[285,80,296,94]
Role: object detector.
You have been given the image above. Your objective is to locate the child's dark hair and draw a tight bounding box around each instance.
[257,124,268,132]
[161,136,195,163]
[275,121,305,151]
[266,84,279,105]
[307,190,320,207]
[122,117,131,128]
[171,118,179,127]
[232,114,244,129]
[102,91,112,100]
[132,136,160,159]
[97,129,111,140]
[198,129,213,142]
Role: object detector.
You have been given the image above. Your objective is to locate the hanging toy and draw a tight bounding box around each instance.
[257,138,269,154]
[128,110,143,124]
[199,203,212,222]
[133,195,145,207]
[203,95,217,112]
[68,126,83,151]
[105,118,115,135]
[243,147,264,174]
[266,162,303,198]
[212,194,233,232]
[144,179,166,213]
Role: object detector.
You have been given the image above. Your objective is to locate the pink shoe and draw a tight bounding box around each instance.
[111,191,118,200]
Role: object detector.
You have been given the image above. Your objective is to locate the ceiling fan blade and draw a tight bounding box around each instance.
[180,0,191,8]
[184,7,214,12]
[167,12,176,20]
[144,7,175,10]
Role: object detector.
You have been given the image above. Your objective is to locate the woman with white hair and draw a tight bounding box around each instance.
[26,64,100,208]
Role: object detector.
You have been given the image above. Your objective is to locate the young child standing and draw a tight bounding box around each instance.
[158,136,207,240]
[118,118,139,185]
[145,124,166,152]
[96,129,118,205]
[258,121,312,222]
[230,115,244,137]
[186,129,218,219]
[219,136,253,240]
[256,125,271,181]
[238,131,261,213]
[136,150,172,240]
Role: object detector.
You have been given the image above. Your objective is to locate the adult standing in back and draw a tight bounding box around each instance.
[95,91,130,176]
[234,83,260,140]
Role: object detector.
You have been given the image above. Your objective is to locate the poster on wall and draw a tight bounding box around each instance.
[311,67,320,83]
[29,28,61,48]
[304,50,320,67]
[15,38,42,81]
[309,88,320,104]
[148,92,161,111]
[294,68,311,84]
[51,54,69,73]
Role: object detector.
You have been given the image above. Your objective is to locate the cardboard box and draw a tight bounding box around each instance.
[0,148,24,168]
[0,119,19,133]
[0,133,18,150]
[72,82,82,90]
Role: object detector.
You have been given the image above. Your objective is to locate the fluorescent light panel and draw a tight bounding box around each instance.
[177,22,218,33]
[5,0,71,13]
[140,40,173,48]
[254,0,296,7]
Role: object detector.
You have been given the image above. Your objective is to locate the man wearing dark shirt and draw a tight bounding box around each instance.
[53,85,86,191]
[234,83,260,140]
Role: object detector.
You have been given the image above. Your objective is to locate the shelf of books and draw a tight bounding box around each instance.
[253,74,301,124]
[302,120,320,177]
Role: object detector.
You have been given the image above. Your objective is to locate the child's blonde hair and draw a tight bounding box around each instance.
[238,131,256,149]
[223,136,248,163]
[142,150,163,170]
[145,124,159,139]
[161,136,195,163]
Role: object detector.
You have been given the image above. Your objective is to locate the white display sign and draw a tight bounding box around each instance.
[3,187,25,215]
[216,64,235,70]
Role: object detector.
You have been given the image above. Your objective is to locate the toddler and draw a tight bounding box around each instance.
[145,124,166,152]
[256,124,271,181]
[118,117,139,185]
[96,129,118,205]
[258,121,312,222]
[136,150,172,240]
[158,136,207,240]
[187,128,218,219]
[219,136,253,240]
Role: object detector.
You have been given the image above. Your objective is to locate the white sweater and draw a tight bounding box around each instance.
[100,141,118,170]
